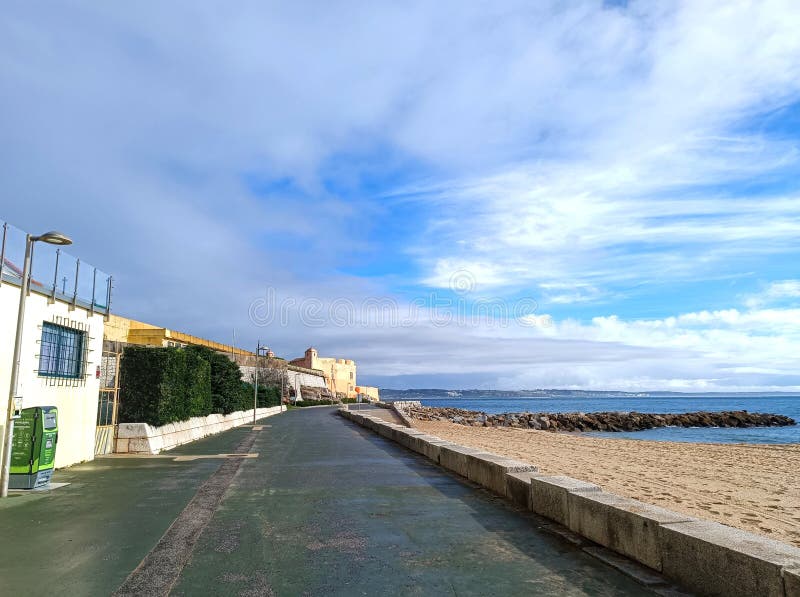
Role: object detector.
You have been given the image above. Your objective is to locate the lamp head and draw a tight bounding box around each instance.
[34,231,72,246]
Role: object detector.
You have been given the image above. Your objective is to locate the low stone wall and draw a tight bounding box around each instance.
[338,407,800,597]
[390,400,420,427]
[115,405,286,454]
[405,405,796,433]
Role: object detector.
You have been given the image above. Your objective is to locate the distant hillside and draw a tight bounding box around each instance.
[379,388,800,400]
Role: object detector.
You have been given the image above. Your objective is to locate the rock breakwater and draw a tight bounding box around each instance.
[402,405,796,432]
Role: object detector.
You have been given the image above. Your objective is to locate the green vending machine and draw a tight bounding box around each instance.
[9,406,58,489]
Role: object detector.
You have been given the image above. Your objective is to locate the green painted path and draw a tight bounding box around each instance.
[0,407,653,596]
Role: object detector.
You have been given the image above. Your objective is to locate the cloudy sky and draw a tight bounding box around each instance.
[3,1,800,391]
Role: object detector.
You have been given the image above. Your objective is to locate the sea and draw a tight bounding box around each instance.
[417,395,800,444]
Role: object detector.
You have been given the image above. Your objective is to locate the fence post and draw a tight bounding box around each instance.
[90,267,97,316]
[50,248,60,303]
[71,259,80,310]
[104,276,113,321]
[0,222,7,286]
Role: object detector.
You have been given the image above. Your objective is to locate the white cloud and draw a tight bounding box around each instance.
[402,0,800,293]
[3,1,800,390]
[745,280,800,308]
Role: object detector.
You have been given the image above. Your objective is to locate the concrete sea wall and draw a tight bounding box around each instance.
[389,400,420,427]
[115,405,286,454]
[339,407,800,597]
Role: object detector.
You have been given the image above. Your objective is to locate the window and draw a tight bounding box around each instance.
[38,322,86,379]
[350,372,354,379]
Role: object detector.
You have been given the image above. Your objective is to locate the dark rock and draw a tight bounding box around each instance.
[400,404,795,434]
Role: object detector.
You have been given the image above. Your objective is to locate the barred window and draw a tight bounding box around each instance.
[38,322,86,379]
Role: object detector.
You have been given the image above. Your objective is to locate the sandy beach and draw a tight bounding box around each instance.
[413,420,800,547]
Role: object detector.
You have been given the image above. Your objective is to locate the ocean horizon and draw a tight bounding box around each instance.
[416,395,800,444]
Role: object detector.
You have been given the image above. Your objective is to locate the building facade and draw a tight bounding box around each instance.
[105,314,254,356]
[0,223,110,469]
[289,347,379,400]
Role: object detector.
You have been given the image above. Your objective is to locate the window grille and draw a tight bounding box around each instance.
[38,321,87,379]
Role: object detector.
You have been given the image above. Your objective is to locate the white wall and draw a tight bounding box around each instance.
[115,405,286,454]
[0,283,105,469]
[239,365,328,390]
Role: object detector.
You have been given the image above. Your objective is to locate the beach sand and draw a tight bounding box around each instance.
[414,420,800,547]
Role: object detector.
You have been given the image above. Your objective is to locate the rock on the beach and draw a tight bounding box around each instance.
[397,405,796,433]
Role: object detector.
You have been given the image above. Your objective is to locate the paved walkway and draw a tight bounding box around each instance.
[0,407,652,596]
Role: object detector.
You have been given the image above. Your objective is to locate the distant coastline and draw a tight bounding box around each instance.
[380,388,800,400]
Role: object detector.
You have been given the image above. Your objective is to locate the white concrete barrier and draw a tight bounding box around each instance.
[115,406,286,454]
[568,491,694,571]
[659,519,800,597]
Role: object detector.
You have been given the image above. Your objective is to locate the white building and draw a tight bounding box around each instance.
[0,221,111,469]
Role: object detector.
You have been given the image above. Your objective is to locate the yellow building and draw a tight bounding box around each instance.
[289,347,379,400]
[105,314,254,356]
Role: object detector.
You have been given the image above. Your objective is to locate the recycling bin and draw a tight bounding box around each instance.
[9,406,58,489]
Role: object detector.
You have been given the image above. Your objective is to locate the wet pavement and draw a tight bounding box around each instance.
[0,406,653,596]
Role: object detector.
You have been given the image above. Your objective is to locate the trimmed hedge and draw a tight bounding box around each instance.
[257,385,282,408]
[119,345,286,426]
[293,399,336,407]
[185,346,248,414]
[118,346,211,426]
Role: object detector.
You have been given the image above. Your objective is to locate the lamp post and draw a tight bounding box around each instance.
[2,231,72,498]
[253,342,267,424]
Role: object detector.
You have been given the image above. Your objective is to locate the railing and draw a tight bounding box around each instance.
[0,219,113,316]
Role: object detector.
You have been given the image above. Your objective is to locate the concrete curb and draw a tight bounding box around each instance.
[337,408,800,597]
[116,406,286,454]
[389,400,420,428]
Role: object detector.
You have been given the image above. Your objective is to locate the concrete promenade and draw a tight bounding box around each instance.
[0,407,652,596]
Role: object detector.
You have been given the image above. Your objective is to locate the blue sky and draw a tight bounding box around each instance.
[2,1,800,391]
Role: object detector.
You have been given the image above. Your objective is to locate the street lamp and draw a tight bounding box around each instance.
[253,342,268,424]
[2,231,72,497]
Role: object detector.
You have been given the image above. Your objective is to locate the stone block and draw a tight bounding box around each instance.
[529,476,601,527]
[465,453,538,497]
[417,438,451,463]
[506,472,540,510]
[393,429,426,450]
[375,421,398,439]
[785,567,800,597]
[660,519,800,597]
[116,423,150,439]
[568,491,694,571]
[128,438,155,454]
[439,445,485,478]
[357,415,374,428]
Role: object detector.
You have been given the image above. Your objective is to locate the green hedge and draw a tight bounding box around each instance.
[119,345,286,426]
[257,385,282,408]
[118,346,211,426]
[292,399,336,407]
[185,346,249,414]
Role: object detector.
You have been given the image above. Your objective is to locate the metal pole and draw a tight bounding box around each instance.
[26,243,35,296]
[51,249,60,301]
[253,341,259,424]
[72,259,80,308]
[105,275,113,320]
[0,222,7,286]
[90,268,97,315]
[1,234,34,497]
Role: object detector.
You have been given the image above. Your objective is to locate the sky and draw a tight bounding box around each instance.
[2,1,800,391]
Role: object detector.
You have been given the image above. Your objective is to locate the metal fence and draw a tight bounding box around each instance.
[0,219,113,315]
